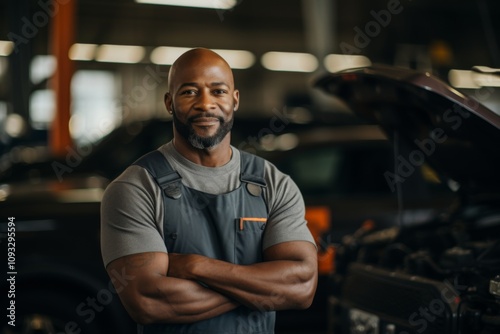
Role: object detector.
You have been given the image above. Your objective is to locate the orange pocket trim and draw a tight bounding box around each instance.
[239,217,267,231]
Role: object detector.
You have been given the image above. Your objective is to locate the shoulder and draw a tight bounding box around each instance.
[102,154,161,205]
[236,149,294,188]
[262,157,295,189]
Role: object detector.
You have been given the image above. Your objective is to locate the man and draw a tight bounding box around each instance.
[101,48,318,334]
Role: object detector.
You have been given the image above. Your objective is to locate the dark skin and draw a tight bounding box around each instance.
[106,48,318,325]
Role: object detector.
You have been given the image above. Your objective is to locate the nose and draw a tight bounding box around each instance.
[194,90,216,111]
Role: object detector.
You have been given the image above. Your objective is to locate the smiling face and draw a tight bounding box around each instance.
[165,48,239,150]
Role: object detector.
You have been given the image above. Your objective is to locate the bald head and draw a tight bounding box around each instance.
[167,48,235,93]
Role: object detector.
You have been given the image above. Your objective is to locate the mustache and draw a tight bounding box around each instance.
[188,113,224,123]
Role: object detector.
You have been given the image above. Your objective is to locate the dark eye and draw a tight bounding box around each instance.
[213,89,228,95]
[180,89,197,95]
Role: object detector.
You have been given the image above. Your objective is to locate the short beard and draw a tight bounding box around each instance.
[172,107,234,149]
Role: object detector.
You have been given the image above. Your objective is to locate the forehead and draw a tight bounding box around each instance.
[170,56,234,90]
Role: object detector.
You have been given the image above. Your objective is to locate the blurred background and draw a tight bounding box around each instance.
[1,0,500,154]
[1,1,500,333]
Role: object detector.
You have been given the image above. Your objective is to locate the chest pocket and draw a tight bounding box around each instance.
[235,217,267,264]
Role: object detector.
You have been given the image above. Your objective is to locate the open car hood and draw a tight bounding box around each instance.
[314,64,500,197]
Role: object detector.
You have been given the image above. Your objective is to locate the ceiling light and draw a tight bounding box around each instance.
[448,70,481,89]
[150,46,193,65]
[69,43,97,61]
[151,47,255,69]
[212,49,255,69]
[324,54,371,72]
[0,40,14,56]
[471,67,500,87]
[261,52,318,72]
[95,44,145,64]
[135,0,236,9]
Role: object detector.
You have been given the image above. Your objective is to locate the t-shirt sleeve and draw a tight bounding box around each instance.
[100,166,167,268]
[262,161,316,250]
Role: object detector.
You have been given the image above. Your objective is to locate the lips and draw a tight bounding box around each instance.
[191,117,220,127]
[189,115,223,127]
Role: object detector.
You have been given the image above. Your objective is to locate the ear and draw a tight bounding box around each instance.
[233,89,240,112]
[164,92,173,114]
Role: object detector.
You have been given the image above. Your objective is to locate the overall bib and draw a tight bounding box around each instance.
[134,150,275,334]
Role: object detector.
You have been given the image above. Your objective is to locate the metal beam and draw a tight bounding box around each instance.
[50,0,76,156]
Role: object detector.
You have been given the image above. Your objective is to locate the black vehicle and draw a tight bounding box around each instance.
[315,65,500,334]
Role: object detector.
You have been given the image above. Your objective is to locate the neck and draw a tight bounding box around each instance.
[172,135,232,167]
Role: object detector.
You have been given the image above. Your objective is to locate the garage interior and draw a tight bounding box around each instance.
[1,1,500,334]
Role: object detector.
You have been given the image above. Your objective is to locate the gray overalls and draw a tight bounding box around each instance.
[134,150,275,334]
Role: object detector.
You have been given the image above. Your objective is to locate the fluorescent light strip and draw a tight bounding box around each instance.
[69,43,97,61]
[95,44,145,64]
[324,54,371,73]
[135,0,236,9]
[448,70,480,89]
[261,52,318,72]
[212,49,255,69]
[449,69,500,88]
[471,72,500,87]
[151,46,193,65]
[0,40,14,56]
[151,46,255,69]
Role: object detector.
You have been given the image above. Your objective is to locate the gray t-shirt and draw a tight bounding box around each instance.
[100,141,315,267]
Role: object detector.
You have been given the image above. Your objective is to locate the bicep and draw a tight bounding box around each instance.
[263,240,317,266]
[106,252,169,319]
[101,174,167,267]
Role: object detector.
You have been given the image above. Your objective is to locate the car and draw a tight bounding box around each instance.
[250,121,454,333]
[314,64,500,334]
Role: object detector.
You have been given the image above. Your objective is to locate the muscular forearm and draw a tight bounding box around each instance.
[167,241,318,311]
[134,275,239,324]
[107,252,239,326]
[193,259,315,310]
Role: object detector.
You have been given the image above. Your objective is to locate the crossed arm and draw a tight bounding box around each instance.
[106,240,318,325]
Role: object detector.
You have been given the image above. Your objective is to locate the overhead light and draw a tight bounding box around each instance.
[151,46,255,69]
[212,49,255,69]
[0,40,14,56]
[324,54,371,73]
[69,43,97,61]
[95,44,145,64]
[447,69,500,89]
[151,46,193,65]
[470,66,500,87]
[135,0,236,9]
[449,70,479,89]
[261,52,318,72]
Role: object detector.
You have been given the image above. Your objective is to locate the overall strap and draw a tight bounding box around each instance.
[239,151,267,197]
[133,150,183,199]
